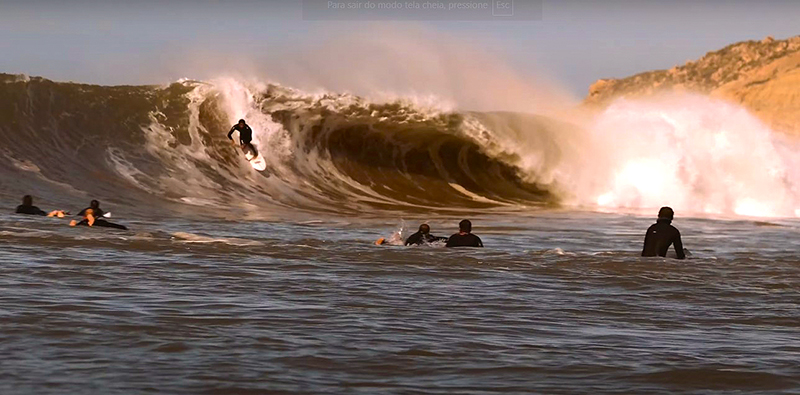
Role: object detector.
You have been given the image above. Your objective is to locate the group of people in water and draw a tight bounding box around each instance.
[12,118,686,258]
[390,219,485,248]
[225,119,685,257]
[11,120,259,231]
[379,207,686,259]
[14,195,128,230]
[13,195,685,258]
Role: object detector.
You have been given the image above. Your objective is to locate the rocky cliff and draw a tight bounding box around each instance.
[585,35,800,134]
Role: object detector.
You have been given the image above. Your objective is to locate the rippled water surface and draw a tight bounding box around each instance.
[2,211,800,394]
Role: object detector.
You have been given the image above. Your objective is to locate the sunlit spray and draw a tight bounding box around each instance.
[555,94,800,217]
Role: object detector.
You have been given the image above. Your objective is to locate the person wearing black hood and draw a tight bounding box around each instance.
[15,195,67,217]
[642,206,685,259]
[446,219,484,248]
[405,224,448,246]
[15,195,47,216]
[77,200,105,218]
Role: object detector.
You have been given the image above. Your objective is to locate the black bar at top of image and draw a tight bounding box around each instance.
[302,0,542,21]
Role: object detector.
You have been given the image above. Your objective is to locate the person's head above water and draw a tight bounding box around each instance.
[22,195,33,206]
[658,206,674,222]
[459,219,472,233]
[90,200,100,210]
[418,224,431,234]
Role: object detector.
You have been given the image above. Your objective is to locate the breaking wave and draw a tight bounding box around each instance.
[1,73,799,218]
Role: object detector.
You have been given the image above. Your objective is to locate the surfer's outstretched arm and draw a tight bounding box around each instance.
[227,126,237,141]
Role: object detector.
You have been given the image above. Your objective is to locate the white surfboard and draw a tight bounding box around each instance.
[245,151,267,171]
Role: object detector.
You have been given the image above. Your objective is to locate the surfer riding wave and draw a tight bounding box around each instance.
[228,119,257,158]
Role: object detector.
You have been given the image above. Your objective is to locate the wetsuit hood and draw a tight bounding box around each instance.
[657,206,674,221]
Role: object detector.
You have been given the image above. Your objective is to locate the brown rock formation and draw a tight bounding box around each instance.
[585,35,800,134]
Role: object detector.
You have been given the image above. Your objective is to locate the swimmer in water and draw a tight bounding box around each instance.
[641,206,685,259]
[445,219,484,248]
[405,224,448,246]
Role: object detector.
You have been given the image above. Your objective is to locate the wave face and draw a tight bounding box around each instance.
[0,74,554,217]
[2,74,799,218]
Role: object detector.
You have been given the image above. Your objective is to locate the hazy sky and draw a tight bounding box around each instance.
[1,0,799,98]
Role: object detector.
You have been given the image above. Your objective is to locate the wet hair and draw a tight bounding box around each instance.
[22,195,33,206]
[90,200,100,209]
[658,206,674,221]
[238,119,246,124]
[459,219,472,233]
[418,224,431,234]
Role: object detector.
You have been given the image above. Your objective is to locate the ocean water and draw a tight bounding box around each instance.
[2,211,800,394]
[2,74,800,393]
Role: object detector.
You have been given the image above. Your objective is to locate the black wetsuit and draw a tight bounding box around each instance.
[642,219,685,259]
[228,124,257,157]
[405,232,448,246]
[445,233,483,248]
[15,205,46,216]
[77,207,105,217]
[228,123,253,144]
[75,219,127,230]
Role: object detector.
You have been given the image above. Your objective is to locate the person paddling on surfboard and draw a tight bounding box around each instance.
[77,199,105,218]
[69,208,127,230]
[228,119,257,158]
[15,195,68,217]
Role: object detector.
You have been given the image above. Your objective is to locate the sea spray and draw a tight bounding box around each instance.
[558,94,800,217]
